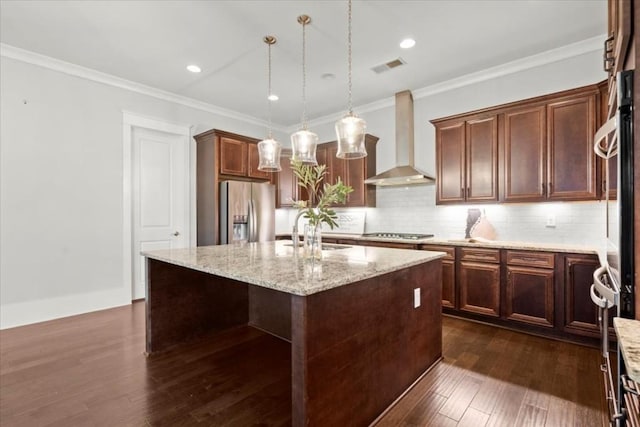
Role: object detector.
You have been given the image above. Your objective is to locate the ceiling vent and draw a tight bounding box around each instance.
[371,58,406,74]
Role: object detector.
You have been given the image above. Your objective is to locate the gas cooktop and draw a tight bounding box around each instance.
[363,232,434,241]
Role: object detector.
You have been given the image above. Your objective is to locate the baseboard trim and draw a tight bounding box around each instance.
[0,289,130,330]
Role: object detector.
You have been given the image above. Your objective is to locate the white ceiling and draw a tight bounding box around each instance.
[0,0,607,127]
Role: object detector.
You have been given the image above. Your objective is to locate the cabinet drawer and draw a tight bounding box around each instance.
[421,245,455,260]
[506,251,554,269]
[459,248,500,263]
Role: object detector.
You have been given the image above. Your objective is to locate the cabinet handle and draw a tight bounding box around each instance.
[461,188,465,199]
[548,182,552,196]
[466,187,470,199]
[542,183,546,196]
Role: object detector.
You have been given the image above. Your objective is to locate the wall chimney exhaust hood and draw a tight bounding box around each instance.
[364,90,436,186]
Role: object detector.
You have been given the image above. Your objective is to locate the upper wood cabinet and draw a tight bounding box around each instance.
[218,135,271,180]
[546,94,597,200]
[435,115,498,204]
[502,105,546,202]
[275,149,297,208]
[433,82,602,204]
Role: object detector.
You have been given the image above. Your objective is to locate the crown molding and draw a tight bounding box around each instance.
[412,34,605,100]
[3,34,604,134]
[0,43,288,132]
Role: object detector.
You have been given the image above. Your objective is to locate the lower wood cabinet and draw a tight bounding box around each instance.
[422,245,456,309]
[459,261,501,317]
[505,265,554,327]
[504,251,555,328]
[563,254,614,337]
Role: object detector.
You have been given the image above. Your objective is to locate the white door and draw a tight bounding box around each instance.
[132,126,188,299]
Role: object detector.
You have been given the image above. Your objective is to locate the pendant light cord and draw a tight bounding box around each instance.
[299,16,309,130]
[348,0,353,115]
[267,39,273,138]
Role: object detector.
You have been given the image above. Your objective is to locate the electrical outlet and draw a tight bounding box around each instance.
[545,214,556,228]
[414,288,421,308]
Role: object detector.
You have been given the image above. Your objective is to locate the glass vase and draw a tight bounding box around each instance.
[303,223,322,260]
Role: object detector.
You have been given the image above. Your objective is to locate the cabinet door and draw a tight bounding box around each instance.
[344,157,366,207]
[276,150,296,208]
[436,122,466,204]
[459,261,500,317]
[466,116,498,202]
[503,106,546,202]
[442,259,456,309]
[247,143,271,180]
[547,95,597,200]
[219,137,248,176]
[505,266,554,327]
[564,254,614,337]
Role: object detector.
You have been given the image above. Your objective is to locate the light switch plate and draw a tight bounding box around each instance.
[414,288,421,308]
[546,214,556,228]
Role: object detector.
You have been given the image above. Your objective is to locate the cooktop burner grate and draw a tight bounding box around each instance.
[364,232,434,240]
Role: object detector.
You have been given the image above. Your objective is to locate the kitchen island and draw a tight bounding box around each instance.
[143,241,444,426]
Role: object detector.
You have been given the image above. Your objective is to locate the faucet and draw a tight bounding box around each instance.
[292,210,306,249]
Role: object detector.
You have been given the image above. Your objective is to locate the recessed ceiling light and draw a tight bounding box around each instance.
[400,38,416,49]
[268,94,279,101]
[186,64,202,73]
[321,73,336,80]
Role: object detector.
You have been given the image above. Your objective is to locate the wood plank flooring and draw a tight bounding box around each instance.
[0,301,607,426]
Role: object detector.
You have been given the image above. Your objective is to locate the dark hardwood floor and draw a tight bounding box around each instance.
[0,301,607,426]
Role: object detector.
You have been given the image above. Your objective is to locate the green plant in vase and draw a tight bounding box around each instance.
[290,160,353,259]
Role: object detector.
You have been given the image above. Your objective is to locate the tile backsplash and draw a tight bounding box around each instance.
[276,185,606,246]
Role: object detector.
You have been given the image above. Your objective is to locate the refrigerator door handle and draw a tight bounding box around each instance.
[248,199,257,242]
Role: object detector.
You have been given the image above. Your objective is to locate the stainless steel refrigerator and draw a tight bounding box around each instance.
[220,181,275,244]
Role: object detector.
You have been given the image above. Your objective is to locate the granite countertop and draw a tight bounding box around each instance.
[313,233,597,254]
[613,317,640,383]
[142,240,445,296]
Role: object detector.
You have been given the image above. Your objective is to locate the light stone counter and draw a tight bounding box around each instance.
[614,317,640,383]
[142,240,444,296]
[317,233,597,254]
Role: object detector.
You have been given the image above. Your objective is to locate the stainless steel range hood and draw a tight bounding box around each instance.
[364,90,436,186]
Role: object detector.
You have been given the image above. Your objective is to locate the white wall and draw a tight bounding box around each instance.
[0,56,283,329]
[277,49,607,246]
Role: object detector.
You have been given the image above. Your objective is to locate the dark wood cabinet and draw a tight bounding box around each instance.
[435,116,498,205]
[502,105,546,202]
[505,251,555,328]
[219,137,248,177]
[547,94,598,200]
[466,115,499,202]
[563,254,612,337]
[458,248,501,317]
[422,245,456,309]
[247,143,271,180]
[435,122,466,203]
[275,149,297,208]
[434,82,603,204]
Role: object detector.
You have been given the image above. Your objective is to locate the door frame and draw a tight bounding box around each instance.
[122,111,194,301]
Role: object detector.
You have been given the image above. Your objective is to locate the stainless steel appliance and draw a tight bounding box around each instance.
[593,69,636,426]
[220,181,275,244]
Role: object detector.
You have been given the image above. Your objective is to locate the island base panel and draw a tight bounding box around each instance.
[145,259,249,354]
[291,260,443,426]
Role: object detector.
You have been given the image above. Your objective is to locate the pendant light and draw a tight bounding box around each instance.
[335,0,367,159]
[257,35,282,172]
[290,15,318,165]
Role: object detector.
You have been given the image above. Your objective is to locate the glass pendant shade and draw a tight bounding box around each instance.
[257,137,282,171]
[335,113,367,159]
[290,129,318,165]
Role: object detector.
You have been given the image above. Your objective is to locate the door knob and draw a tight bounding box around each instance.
[173,231,180,236]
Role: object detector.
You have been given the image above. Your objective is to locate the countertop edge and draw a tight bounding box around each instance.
[613,317,640,383]
[142,244,445,296]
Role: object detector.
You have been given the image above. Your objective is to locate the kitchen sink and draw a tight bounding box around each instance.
[284,243,352,251]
